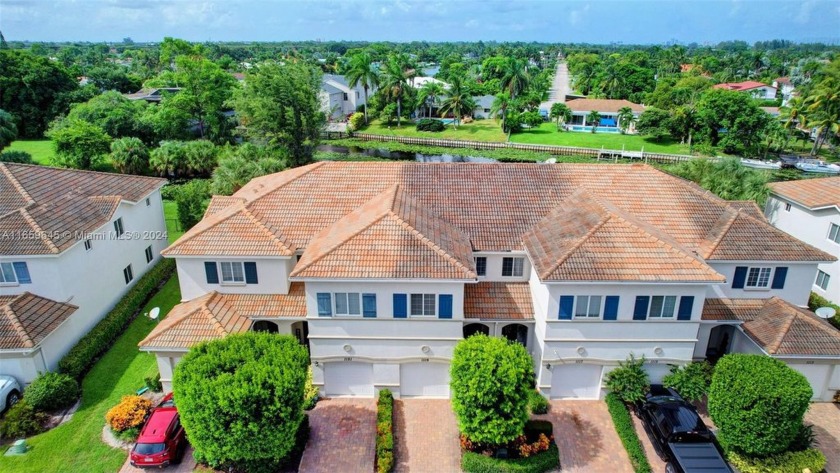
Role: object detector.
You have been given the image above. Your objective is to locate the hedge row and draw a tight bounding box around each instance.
[461,444,560,473]
[727,448,826,473]
[605,393,652,473]
[59,259,176,379]
[376,389,395,473]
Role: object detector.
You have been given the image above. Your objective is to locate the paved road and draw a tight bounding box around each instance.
[539,60,573,112]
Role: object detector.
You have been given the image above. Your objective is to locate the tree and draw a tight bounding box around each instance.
[603,354,650,403]
[666,157,769,205]
[345,52,379,124]
[586,110,601,133]
[109,137,149,175]
[439,77,475,129]
[662,361,712,403]
[0,108,17,151]
[149,141,188,177]
[696,89,769,155]
[380,54,411,127]
[549,103,571,131]
[61,91,149,142]
[803,63,840,156]
[232,61,324,167]
[0,150,33,164]
[418,81,444,118]
[490,92,512,133]
[183,139,218,176]
[708,354,811,457]
[48,120,111,170]
[616,106,636,134]
[174,179,210,230]
[500,57,530,100]
[636,108,672,142]
[450,335,533,445]
[211,144,286,195]
[87,65,142,93]
[172,332,309,471]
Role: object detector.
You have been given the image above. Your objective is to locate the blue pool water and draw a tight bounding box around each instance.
[440,118,455,125]
[569,125,621,134]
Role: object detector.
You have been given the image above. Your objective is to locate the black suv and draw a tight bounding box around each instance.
[635,385,732,473]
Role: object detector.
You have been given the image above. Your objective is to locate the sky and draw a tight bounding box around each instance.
[1,0,838,44]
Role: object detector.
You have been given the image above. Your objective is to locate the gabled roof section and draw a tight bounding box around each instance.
[564,98,644,113]
[523,190,724,282]
[291,185,476,280]
[768,176,840,211]
[0,293,78,350]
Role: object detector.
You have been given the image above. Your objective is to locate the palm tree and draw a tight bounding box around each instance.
[380,54,411,127]
[439,77,475,129]
[549,103,572,131]
[586,110,601,133]
[345,52,379,124]
[418,81,444,118]
[490,92,512,132]
[616,106,636,134]
[500,58,530,100]
[779,96,806,151]
[804,80,840,156]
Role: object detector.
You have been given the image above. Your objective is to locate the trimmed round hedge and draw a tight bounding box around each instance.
[708,354,812,456]
[24,372,80,411]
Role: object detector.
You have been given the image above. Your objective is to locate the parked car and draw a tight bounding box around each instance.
[0,375,22,412]
[635,385,732,473]
[129,399,186,468]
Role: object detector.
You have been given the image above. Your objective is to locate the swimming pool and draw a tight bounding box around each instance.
[440,118,455,125]
[569,125,621,133]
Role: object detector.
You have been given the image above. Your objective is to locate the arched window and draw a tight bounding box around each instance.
[252,320,279,333]
[502,323,528,346]
[463,323,490,338]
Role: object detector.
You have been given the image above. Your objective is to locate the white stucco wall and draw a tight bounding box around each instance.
[175,257,294,301]
[474,252,531,282]
[303,280,466,319]
[706,262,818,306]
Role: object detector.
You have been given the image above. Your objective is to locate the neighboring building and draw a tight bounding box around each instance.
[765,177,840,306]
[412,76,448,90]
[712,81,777,100]
[760,106,781,117]
[124,87,182,103]
[0,163,167,382]
[139,162,840,400]
[564,99,645,132]
[773,77,795,105]
[472,95,496,119]
[320,74,367,121]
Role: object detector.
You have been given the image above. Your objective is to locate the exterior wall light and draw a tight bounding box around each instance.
[576,346,587,356]
[421,345,431,354]
[343,344,352,353]
[654,347,664,356]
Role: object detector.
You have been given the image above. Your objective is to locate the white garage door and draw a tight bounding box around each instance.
[401,363,450,398]
[788,363,831,401]
[324,362,374,397]
[550,364,602,399]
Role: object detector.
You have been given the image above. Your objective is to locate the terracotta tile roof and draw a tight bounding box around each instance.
[464,282,534,320]
[524,190,725,282]
[204,196,246,217]
[768,176,840,210]
[138,283,307,349]
[0,292,78,349]
[702,297,840,357]
[0,163,165,255]
[291,185,476,280]
[713,81,772,92]
[564,98,644,113]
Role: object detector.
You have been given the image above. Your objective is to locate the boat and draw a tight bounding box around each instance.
[741,158,782,170]
[794,159,840,174]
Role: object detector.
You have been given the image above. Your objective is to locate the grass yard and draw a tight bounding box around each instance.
[6,139,56,165]
[164,200,184,243]
[361,118,508,142]
[511,122,693,154]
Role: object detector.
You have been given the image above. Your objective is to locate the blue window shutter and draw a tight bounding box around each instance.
[316,293,332,316]
[204,262,218,284]
[771,267,788,289]
[244,262,258,284]
[603,296,619,320]
[558,296,574,320]
[13,262,31,284]
[393,294,407,318]
[439,294,453,319]
[362,294,377,318]
[732,266,747,289]
[633,296,650,320]
[677,296,694,321]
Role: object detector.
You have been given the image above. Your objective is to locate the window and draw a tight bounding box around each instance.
[145,197,151,206]
[145,245,154,263]
[746,267,772,288]
[220,261,245,283]
[114,218,124,237]
[502,257,524,277]
[816,270,831,290]
[829,223,840,244]
[475,257,487,277]
[84,239,92,251]
[574,296,602,318]
[0,262,17,284]
[784,202,791,212]
[334,292,361,316]
[0,262,30,285]
[410,294,436,316]
[343,92,348,101]
[123,264,134,285]
[356,91,360,99]
[649,296,677,318]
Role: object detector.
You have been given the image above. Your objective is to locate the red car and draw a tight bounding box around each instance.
[129,396,186,468]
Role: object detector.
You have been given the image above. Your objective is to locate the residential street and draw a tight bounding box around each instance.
[539,59,573,111]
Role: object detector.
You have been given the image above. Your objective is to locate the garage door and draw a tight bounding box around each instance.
[401,363,450,398]
[324,362,374,397]
[550,364,602,399]
[788,363,831,401]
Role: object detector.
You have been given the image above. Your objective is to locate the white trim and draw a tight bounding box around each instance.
[168,255,293,260]
[542,338,698,343]
[307,335,463,341]
[290,277,476,283]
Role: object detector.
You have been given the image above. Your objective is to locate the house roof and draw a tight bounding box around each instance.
[138,283,306,349]
[0,292,78,350]
[703,297,840,357]
[464,282,534,320]
[124,87,182,101]
[713,81,774,92]
[768,176,840,211]
[774,77,792,85]
[564,98,644,114]
[0,163,165,255]
[290,185,476,280]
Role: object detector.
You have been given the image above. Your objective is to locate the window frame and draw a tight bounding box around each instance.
[333,292,362,316]
[145,245,154,264]
[0,262,18,284]
[502,257,524,277]
[474,257,487,277]
[829,223,840,245]
[816,270,831,291]
[410,293,436,317]
[784,202,791,212]
[219,261,245,284]
[145,197,151,206]
[648,295,677,318]
[84,239,92,251]
[573,295,603,319]
[123,264,134,285]
[745,266,772,289]
[114,217,124,237]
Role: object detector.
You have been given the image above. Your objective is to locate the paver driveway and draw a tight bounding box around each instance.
[535,400,634,473]
[299,398,376,473]
[119,446,196,473]
[393,399,461,473]
[806,402,840,472]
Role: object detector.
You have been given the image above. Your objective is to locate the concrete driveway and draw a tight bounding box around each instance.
[299,398,376,473]
[393,399,461,473]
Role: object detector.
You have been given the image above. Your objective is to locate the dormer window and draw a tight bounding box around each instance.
[502,257,524,277]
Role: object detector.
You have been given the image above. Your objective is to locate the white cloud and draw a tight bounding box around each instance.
[569,3,590,26]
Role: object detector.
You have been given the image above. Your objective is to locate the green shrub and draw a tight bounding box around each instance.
[113,426,142,442]
[605,393,652,473]
[604,355,650,403]
[24,372,80,411]
[59,259,176,379]
[375,389,395,473]
[348,112,365,131]
[303,366,319,410]
[416,118,445,132]
[0,150,33,164]
[662,361,713,402]
[529,390,549,415]
[708,354,812,456]
[451,335,534,445]
[461,444,559,473]
[0,400,48,439]
[144,373,163,393]
[727,448,826,473]
[173,179,210,231]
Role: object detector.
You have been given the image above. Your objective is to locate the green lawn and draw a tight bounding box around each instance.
[164,200,184,243]
[6,140,56,165]
[361,118,508,142]
[511,123,692,154]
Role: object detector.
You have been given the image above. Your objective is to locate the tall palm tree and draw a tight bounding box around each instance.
[418,81,445,118]
[804,81,840,156]
[490,92,512,132]
[345,52,379,124]
[616,106,636,134]
[500,58,530,100]
[550,103,572,131]
[586,110,601,133]
[439,77,475,129]
[380,54,411,127]
[779,96,806,151]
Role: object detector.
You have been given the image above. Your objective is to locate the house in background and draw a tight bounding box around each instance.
[0,163,166,382]
[713,81,777,100]
[564,98,645,132]
[472,95,496,119]
[765,177,840,306]
[124,87,182,103]
[320,74,368,121]
[773,77,795,105]
[139,162,839,401]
